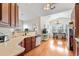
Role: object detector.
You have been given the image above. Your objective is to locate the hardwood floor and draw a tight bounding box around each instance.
[24,38,73,56]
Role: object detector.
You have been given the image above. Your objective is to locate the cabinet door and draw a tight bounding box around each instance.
[11,3,16,27]
[1,3,11,26]
[73,39,77,56]
[75,4,79,37]
[31,36,36,49]
[77,46,79,56]
[10,3,19,27]
[0,3,2,20]
[15,4,19,27]
[24,37,32,52]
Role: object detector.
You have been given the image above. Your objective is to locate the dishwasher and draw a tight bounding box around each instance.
[35,35,42,46]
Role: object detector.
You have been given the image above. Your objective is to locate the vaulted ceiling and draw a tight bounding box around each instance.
[18,3,74,21]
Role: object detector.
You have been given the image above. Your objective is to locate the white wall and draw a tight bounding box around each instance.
[23,17,41,34]
[18,20,24,31]
[22,10,72,35]
[40,10,72,30]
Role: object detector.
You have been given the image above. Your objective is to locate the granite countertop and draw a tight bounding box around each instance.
[0,36,25,56]
[0,32,36,56]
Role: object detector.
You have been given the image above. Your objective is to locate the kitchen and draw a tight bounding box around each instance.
[0,3,79,56]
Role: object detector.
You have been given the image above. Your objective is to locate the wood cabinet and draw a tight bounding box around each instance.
[24,37,32,52]
[11,3,19,27]
[0,3,11,27]
[77,43,79,56]
[15,4,19,27]
[0,4,2,20]
[10,3,16,27]
[0,3,19,27]
[2,3,10,25]
[75,3,79,37]
[72,3,79,56]
[73,39,77,56]
[19,36,36,53]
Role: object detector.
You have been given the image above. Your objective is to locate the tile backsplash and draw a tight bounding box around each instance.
[0,27,14,36]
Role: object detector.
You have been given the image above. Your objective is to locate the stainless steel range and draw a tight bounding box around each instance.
[0,33,8,43]
[0,35,5,43]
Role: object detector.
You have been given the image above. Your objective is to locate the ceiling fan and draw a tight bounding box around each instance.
[43,3,55,11]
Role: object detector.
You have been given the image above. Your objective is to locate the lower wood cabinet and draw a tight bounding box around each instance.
[73,39,77,56]
[77,42,79,56]
[24,37,32,52]
[77,47,79,56]
[19,36,36,53]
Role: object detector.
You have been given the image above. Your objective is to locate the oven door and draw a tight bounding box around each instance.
[0,36,5,43]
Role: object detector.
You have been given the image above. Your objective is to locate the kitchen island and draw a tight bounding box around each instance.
[0,32,37,56]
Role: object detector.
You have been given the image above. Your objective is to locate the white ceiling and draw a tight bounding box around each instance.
[18,3,74,21]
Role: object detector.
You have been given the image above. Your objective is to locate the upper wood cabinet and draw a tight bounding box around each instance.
[15,4,19,27]
[0,3,19,27]
[2,3,10,24]
[10,3,16,27]
[11,3,19,27]
[0,3,11,27]
[0,4,2,20]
